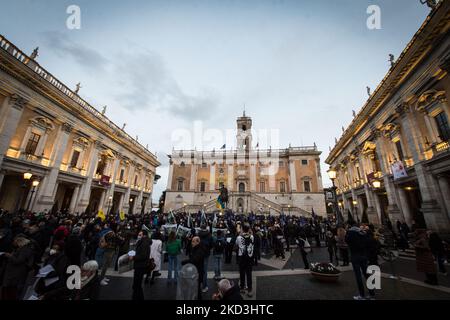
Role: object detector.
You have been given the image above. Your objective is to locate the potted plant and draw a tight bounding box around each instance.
[310,262,341,282]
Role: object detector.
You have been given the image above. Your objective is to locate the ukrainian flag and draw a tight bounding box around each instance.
[216,196,225,211]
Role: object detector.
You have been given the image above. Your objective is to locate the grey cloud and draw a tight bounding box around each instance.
[40,31,109,72]
[114,50,219,121]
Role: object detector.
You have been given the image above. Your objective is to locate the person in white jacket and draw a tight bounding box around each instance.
[145,231,162,284]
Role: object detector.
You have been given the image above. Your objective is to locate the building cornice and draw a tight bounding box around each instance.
[326,0,450,165]
[0,34,160,168]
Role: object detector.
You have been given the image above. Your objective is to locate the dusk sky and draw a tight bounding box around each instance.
[0,0,431,201]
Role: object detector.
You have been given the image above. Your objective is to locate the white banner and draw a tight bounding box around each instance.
[391,161,407,180]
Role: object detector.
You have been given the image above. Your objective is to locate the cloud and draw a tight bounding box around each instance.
[40,31,109,72]
[114,49,220,121]
[154,151,171,167]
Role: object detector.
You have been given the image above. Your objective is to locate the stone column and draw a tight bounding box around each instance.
[0,170,5,191]
[118,193,125,213]
[189,163,197,191]
[375,133,402,222]
[289,160,297,192]
[396,187,413,225]
[209,165,216,191]
[77,141,101,213]
[101,157,120,211]
[383,176,404,223]
[415,163,449,233]
[0,95,27,167]
[227,164,234,191]
[98,189,106,212]
[34,123,72,212]
[364,184,380,225]
[135,172,146,214]
[68,185,80,214]
[250,164,256,192]
[398,105,424,163]
[122,164,136,212]
[437,174,450,220]
[167,162,174,191]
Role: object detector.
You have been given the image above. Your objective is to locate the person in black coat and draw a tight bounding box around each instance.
[182,236,206,300]
[213,279,243,301]
[1,235,35,300]
[131,230,151,300]
[65,229,83,267]
[429,231,447,275]
[345,224,374,300]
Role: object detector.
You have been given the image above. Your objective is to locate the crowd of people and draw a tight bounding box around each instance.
[0,207,448,301]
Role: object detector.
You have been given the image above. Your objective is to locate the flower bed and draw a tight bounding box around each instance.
[310,262,341,282]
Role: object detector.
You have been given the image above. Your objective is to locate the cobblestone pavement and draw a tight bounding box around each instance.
[99,246,450,300]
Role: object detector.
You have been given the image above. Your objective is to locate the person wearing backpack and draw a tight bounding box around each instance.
[198,224,212,292]
[236,224,254,298]
[166,230,182,284]
[97,225,117,286]
[345,223,375,300]
[212,230,226,280]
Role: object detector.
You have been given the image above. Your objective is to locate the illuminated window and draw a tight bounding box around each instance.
[25,132,41,155]
[435,112,450,141]
[70,150,80,167]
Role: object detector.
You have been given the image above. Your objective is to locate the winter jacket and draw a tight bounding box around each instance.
[134,237,151,269]
[345,227,369,260]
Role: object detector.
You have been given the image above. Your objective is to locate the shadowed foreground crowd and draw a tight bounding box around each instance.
[0,208,448,300]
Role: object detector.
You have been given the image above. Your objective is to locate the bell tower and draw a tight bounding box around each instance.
[236,111,252,152]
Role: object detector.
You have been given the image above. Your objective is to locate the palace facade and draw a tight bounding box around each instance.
[164,114,326,216]
[0,35,160,215]
[325,2,450,233]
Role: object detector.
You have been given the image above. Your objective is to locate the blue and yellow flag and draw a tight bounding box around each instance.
[119,211,125,221]
[97,209,106,222]
[216,196,225,210]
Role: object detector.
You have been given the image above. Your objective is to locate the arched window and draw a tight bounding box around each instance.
[280,181,286,193]
[177,179,184,191]
[239,182,245,193]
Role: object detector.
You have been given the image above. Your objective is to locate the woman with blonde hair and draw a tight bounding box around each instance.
[1,235,35,300]
[336,227,349,266]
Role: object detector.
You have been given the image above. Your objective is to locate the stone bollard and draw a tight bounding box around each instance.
[176,263,199,300]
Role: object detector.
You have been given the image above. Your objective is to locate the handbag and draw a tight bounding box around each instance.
[147,258,156,273]
[302,238,312,253]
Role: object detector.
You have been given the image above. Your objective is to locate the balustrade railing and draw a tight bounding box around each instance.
[0,34,157,161]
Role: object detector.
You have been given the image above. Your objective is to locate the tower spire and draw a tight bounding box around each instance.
[243,103,246,117]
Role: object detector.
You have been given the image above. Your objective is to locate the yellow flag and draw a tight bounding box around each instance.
[119,211,125,221]
[97,209,106,221]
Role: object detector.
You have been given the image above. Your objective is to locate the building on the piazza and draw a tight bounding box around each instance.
[0,34,160,215]
[164,113,326,216]
[325,2,450,234]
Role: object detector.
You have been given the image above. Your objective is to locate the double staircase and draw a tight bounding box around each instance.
[171,192,313,216]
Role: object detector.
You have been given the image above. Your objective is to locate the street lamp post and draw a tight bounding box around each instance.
[26,180,39,212]
[107,195,113,214]
[327,168,343,226]
[352,200,360,223]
